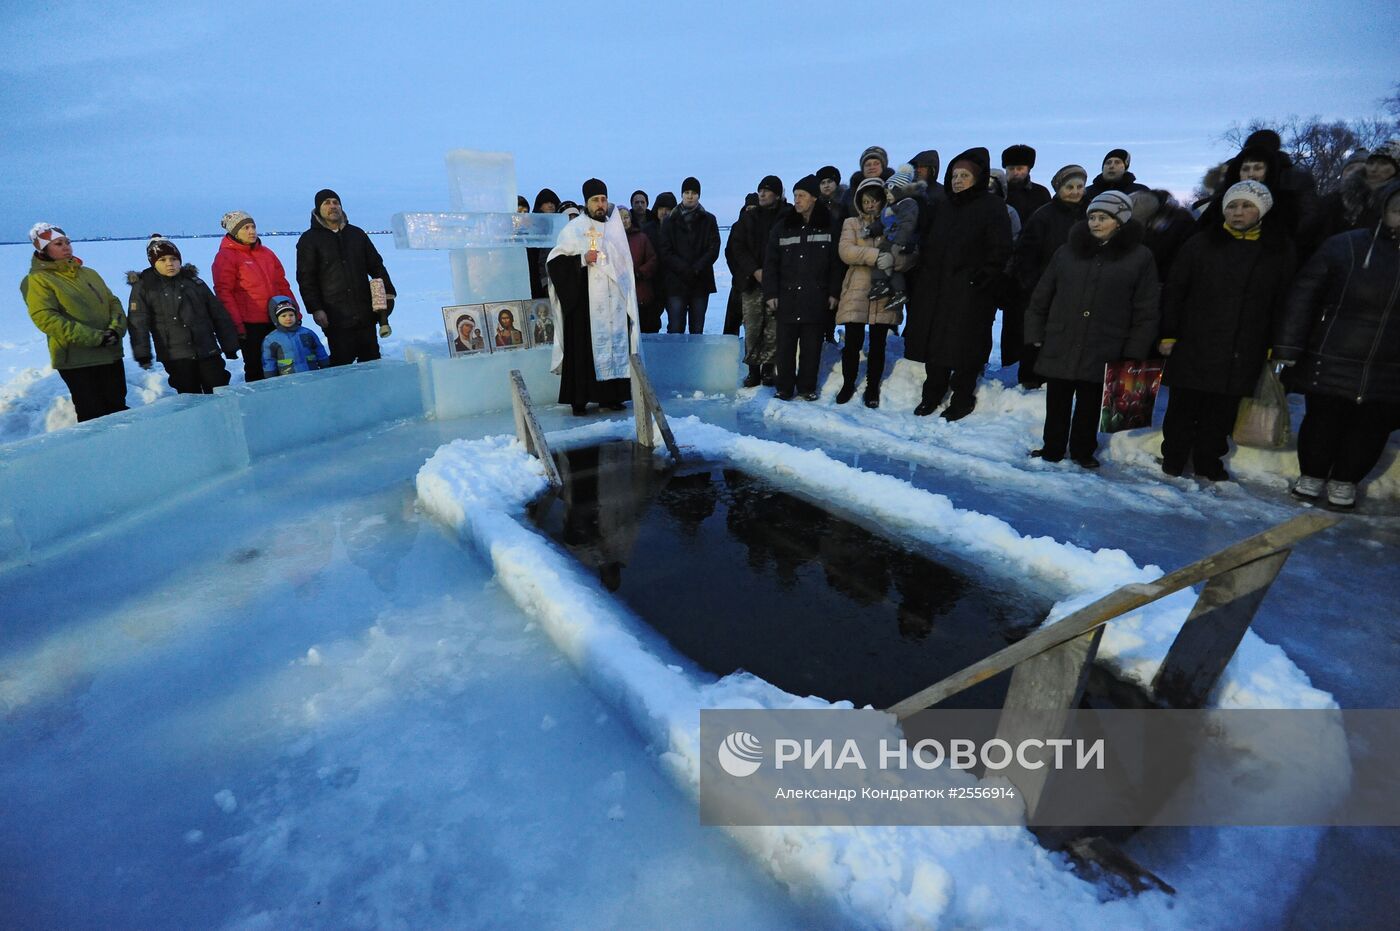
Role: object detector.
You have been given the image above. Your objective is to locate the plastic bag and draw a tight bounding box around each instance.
[1233,365,1290,448]
[1100,359,1165,433]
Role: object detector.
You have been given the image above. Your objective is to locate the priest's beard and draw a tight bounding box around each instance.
[589,206,608,221]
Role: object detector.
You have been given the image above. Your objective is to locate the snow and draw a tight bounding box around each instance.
[415,415,1342,929]
[3,233,1395,927]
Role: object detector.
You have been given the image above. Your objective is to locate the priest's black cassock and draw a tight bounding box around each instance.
[548,250,632,409]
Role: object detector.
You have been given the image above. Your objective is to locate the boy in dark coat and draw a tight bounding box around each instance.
[763,175,844,401]
[1158,181,1296,480]
[1025,190,1160,467]
[127,235,240,394]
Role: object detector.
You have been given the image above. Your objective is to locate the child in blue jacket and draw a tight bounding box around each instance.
[864,165,922,307]
[261,296,329,377]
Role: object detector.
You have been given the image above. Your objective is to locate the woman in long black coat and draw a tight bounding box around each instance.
[905,147,1013,419]
[1274,179,1400,509]
[1024,190,1160,467]
[1157,181,1296,480]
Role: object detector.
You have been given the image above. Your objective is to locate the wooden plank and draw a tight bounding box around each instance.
[510,370,533,456]
[887,512,1338,718]
[631,360,654,448]
[629,353,681,462]
[1152,550,1290,709]
[994,627,1104,820]
[509,370,562,490]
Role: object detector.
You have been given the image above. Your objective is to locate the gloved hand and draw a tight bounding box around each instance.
[861,223,881,240]
[875,251,895,271]
[98,328,119,347]
[312,310,329,329]
[138,359,153,371]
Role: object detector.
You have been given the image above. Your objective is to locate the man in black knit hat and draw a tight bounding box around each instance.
[1085,148,1150,199]
[658,177,720,333]
[295,189,396,366]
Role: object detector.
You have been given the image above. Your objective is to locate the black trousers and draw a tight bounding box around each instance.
[841,323,891,392]
[1043,377,1102,460]
[58,361,128,422]
[164,356,231,395]
[1297,393,1400,484]
[327,324,381,367]
[1160,386,1242,473]
[239,322,273,382]
[921,364,980,406]
[776,321,824,395]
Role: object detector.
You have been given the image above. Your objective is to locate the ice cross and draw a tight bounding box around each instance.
[391,149,569,304]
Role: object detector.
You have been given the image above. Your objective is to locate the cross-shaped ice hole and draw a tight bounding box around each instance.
[391,149,570,304]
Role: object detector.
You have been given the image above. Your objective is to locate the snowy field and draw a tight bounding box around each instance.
[3,234,1398,928]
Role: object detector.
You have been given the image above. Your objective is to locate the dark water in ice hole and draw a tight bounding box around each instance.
[529,441,1061,709]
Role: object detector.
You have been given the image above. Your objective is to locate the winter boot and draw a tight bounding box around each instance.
[1073,455,1101,470]
[863,387,880,409]
[1325,480,1356,509]
[886,289,906,308]
[867,279,893,300]
[1291,475,1325,499]
[835,382,856,404]
[760,364,777,387]
[743,364,762,388]
[941,395,976,421]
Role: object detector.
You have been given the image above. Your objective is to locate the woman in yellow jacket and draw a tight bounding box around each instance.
[20,223,129,422]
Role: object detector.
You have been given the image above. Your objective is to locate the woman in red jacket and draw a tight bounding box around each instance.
[211,210,298,382]
[620,208,658,311]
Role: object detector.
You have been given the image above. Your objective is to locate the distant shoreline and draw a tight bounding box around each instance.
[0,231,393,246]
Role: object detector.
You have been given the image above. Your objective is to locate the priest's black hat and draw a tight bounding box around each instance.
[582,178,607,201]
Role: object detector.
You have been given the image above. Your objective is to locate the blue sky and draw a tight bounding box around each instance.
[2,0,1396,239]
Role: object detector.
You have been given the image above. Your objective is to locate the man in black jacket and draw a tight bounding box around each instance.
[296,189,396,366]
[763,175,843,401]
[727,175,788,386]
[1002,144,1051,227]
[659,177,720,333]
[1085,149,1150,199]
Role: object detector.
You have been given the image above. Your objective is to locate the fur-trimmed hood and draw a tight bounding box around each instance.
[126,264,201,285]
[1068,218,1145,259]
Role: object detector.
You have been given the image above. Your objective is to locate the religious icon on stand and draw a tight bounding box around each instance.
[485,301,529,349]
[525,298,555,346]
[443,304,489,357]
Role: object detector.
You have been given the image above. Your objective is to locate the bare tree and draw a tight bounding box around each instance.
[1214,94,1398,195]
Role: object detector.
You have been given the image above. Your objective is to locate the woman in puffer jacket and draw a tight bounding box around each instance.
[20,222,129,422]
[1274,179,1400,509]
[835,177,916,408]
[211,210,297,382]
[1024,190,1160,468]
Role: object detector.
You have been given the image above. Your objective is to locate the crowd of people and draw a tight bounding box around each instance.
[535,135,1396,507]
[19,134,1400,507]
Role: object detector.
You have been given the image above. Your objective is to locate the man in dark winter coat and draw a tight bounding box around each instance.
[1002,145,1051,227]
[1274,179,1400,508]
[658,177,720,333]
[727,176,789,386]
[295,189,396,366]
[1007,164,1088,386]
[817,166,847,229]
[723,193,760,336]
[1085,149,1150,199]
[763,175,844,401]
[128,236,241,394]
[1025,190,1160,466]
[905,147,1014,420]
[1158,181,1296,480]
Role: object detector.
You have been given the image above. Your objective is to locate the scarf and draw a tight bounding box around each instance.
[1223,221,1261,241]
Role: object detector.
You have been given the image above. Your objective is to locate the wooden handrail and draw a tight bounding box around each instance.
[887,511,1338,718]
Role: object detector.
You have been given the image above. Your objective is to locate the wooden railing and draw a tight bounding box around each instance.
[886,511,1339,819]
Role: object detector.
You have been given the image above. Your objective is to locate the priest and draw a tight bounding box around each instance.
[547,178,641,415]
